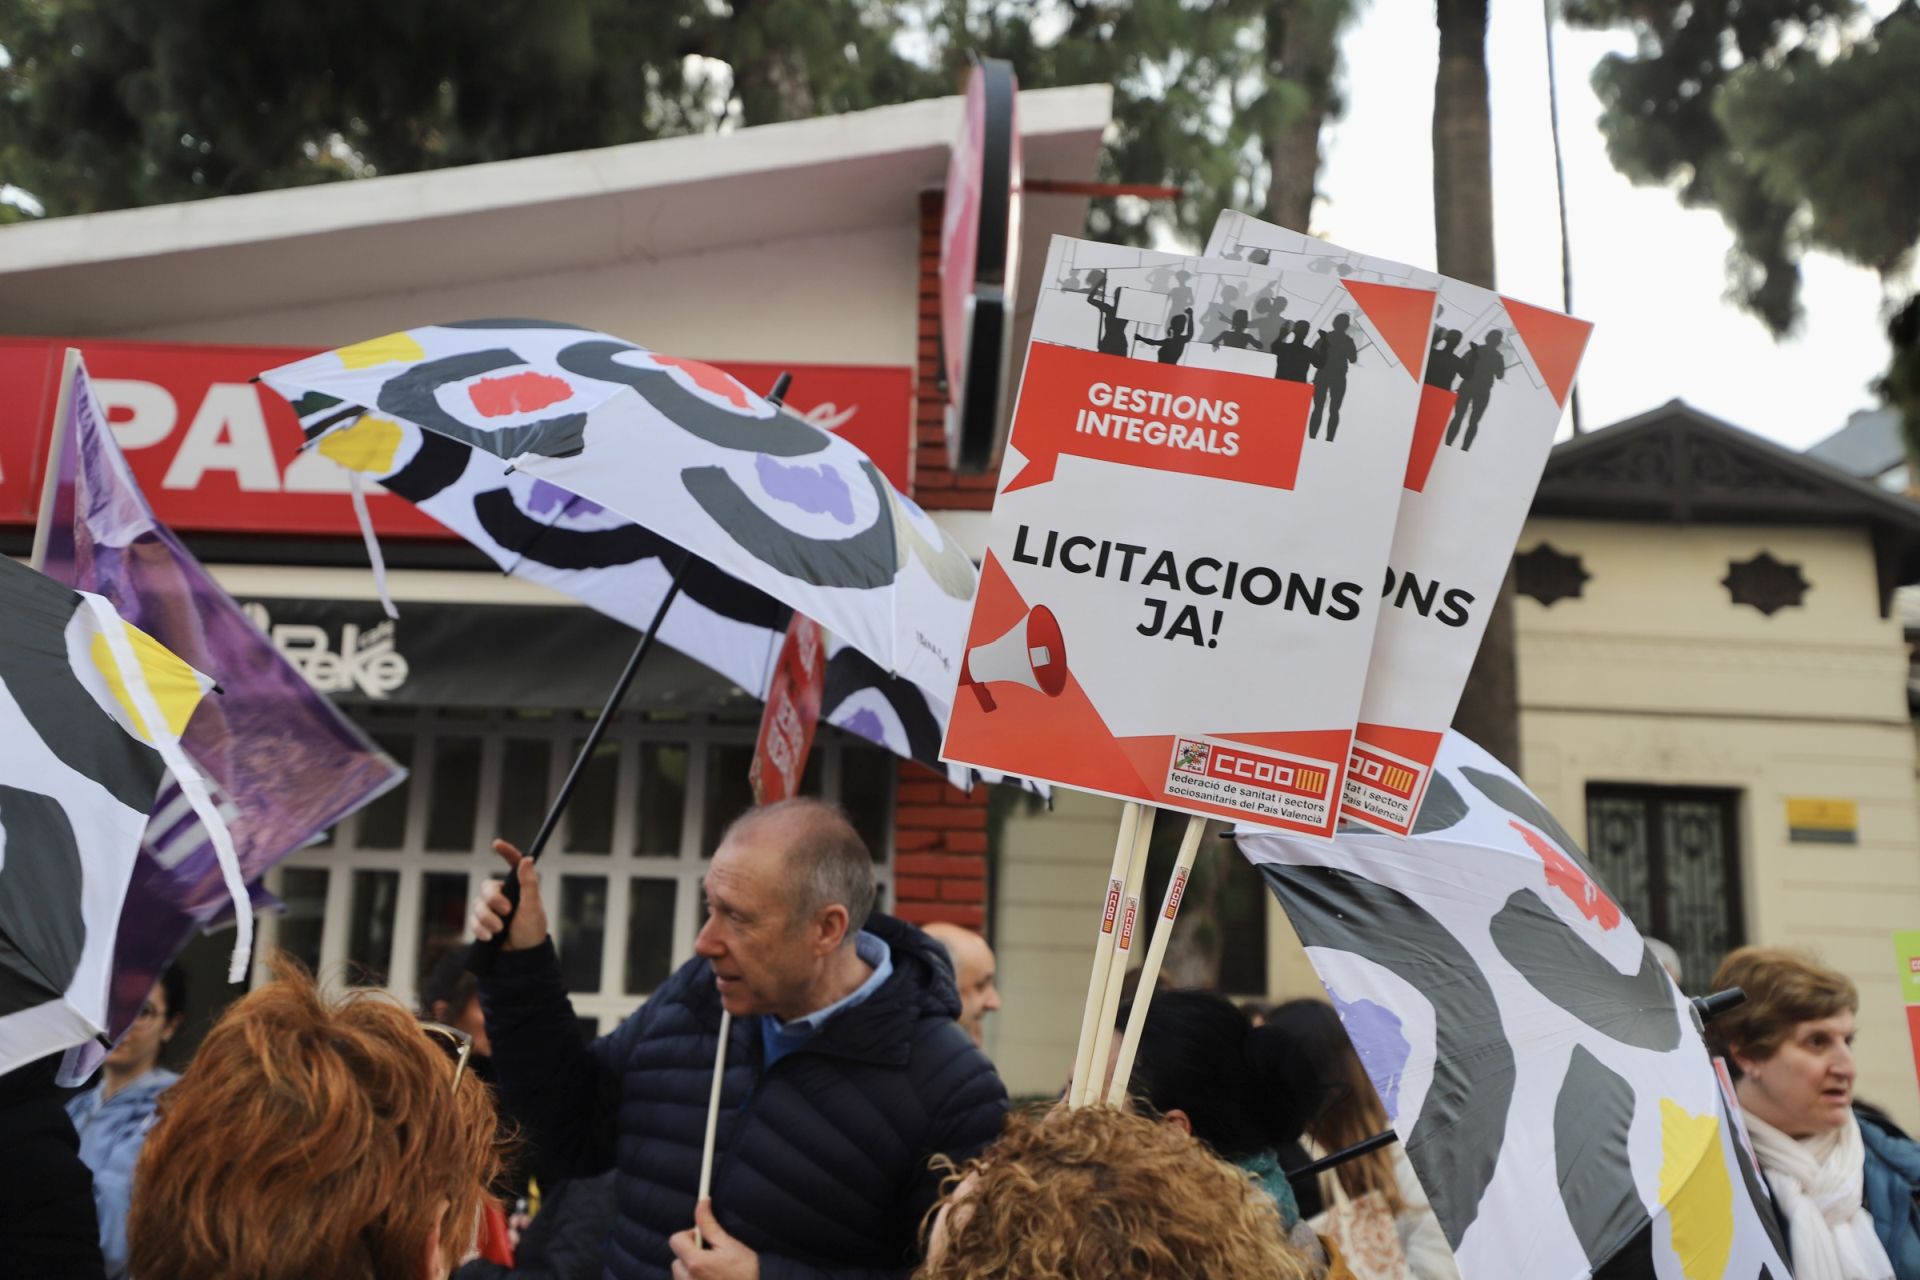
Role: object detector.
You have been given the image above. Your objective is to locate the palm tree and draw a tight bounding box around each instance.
[1433,0,1520,770]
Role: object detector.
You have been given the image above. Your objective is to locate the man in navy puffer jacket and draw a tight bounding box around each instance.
[471,797,1009,1280]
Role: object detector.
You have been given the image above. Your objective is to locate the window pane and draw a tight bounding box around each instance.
[558,876,608,994]
[347,870,400,986]
[425,736,482,852]
[625,879,678,994]
[563,738,617,854]
[638,743,688,856]
[278,867,329,973]
[1663,800,1734,995]
[496,738,552,849]
[838,745,893,861]
[703,744,756,857]
[416,873,471,1000]
[1586,795,1653,931]
[356,734,413,848]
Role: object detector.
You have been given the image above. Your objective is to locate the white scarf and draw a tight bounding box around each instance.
[1744,1110,1895,1280]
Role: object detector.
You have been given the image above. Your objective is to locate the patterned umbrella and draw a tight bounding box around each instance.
[1237,734,1791,1280]
[258,322,1009,790]
[0,556,228,1073]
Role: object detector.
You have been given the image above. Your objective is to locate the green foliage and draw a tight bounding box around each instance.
[0,0,1358,249]
[1564,0,1919,338]
[929,0,1359,246]
[0,0,934,216]
[1880,296,1920,465]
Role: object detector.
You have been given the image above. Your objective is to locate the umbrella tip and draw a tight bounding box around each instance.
[766,372,793,408]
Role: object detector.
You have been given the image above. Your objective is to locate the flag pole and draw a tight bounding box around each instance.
[1105,814,1207,1106]
[28,347,83,573]
[471,372,794,976]
[1085,808,1155,1103]
[1066,802,1145,1107]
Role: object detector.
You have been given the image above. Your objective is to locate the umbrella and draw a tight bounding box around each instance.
[0,555,229,1073]
[258,323,1019,958]
[259,321,977,705]
[1235,734,1791,1279]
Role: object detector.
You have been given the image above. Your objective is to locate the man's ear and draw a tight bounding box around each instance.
[1163,1108,1194,1138]
[815,904,852,956]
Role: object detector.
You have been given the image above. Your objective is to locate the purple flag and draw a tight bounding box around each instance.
[40,359,403,1077]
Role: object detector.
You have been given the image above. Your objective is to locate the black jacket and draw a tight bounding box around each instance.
[454,1172,619,1280]
[479,914,1008,1280]
[0,1055,106,1280]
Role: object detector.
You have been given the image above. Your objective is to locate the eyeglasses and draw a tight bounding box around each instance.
[420,1021,474,1089]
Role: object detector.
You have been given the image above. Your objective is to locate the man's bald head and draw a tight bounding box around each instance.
[721,798,876,945]
[924,922,1000,1047]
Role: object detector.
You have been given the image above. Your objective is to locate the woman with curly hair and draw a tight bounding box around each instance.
[126,953,504,1280]
[916,1105,1314,1279]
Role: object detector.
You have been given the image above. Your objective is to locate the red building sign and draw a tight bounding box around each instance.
[0,338,911,537]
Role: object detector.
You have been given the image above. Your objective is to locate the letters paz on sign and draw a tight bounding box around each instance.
[940,234,1436,837]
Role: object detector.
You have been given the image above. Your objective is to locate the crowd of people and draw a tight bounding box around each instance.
[7,796,1920,1278]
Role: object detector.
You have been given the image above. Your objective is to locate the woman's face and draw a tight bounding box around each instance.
[1736,1011,1857,1138]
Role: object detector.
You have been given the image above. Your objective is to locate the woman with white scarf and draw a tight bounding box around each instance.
[1707,947,1920,1280]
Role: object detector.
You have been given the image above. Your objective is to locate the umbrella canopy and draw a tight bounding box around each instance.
[1237,734,1791,1279]
[0,556,220,1073]
[258,322,998,787]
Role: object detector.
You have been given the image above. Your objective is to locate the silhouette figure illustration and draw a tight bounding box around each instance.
[1087,285,1132,356]
[1271,319,1313,382]
[1209,308,1262,350]
[1138,309,1196,365]
[1308,314,1359,440]
[1426,327,1464,391]
[1446,328,1506,450]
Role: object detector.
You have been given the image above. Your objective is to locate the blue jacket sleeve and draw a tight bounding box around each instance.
[91,1103,161,1279]
[478,940,653,1182]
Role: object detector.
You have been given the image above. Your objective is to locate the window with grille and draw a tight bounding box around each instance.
[1584,785,1744,995]
[266,707,896,1035]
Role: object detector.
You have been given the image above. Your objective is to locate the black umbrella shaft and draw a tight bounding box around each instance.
[1287,1129,1398,1186]
[470,553,691,974]
[470,371,793,977]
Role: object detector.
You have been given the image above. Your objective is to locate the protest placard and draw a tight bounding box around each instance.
[940,235,1434,836]
[1208,211,1593,834]
[750,613,825,806]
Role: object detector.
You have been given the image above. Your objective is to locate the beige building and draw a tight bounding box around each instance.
[991,400,1920,1131]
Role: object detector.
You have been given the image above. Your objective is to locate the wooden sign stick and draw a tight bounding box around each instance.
[1066,803,1146,1107]
[1105,814,1208,1106]
[1083,806,1157,1107]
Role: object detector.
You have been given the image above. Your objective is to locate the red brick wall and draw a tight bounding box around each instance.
[910,191,999,512]
[892,189,993,930]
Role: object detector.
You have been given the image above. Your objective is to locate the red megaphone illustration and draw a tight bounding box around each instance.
[959,605,1069,712]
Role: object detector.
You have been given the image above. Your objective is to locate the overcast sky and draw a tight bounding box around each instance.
[1312,1,1899,451]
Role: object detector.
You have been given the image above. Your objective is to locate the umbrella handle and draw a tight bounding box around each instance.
[1287,1129,1397,1186]
[470,551,693,975]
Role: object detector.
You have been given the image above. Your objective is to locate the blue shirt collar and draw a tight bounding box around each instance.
[760,931,892,1057]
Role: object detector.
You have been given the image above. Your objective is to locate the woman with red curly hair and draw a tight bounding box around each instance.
[126,954,504,1280]
[917,1105,1315,1279]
